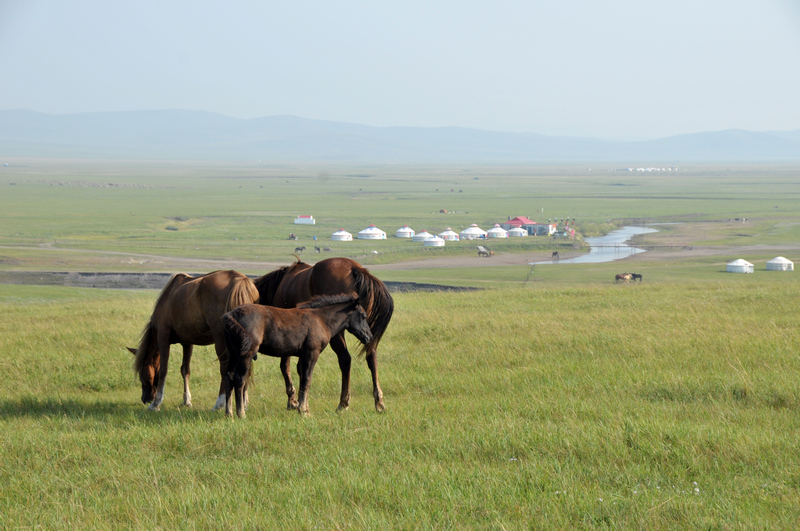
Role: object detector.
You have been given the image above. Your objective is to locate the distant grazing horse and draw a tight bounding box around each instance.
[551,251,560,260]
[254,257,394,412]
[295,246,306,253]
[615,273,633,283]
[631,273,643,282]
[223,293,373,418]
[131,270,259,410]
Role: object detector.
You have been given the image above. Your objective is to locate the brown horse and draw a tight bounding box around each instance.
[254,257,394,412]
[615,273,633,283]
[223,293,373,418]
[131,270,259,410]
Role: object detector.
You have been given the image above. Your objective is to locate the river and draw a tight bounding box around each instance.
[530,226,659,265]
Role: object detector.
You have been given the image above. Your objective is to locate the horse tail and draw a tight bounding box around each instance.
[132,320,159,374]
[222,311,253,376]
[352,266,394,357]
[226,275,259,312]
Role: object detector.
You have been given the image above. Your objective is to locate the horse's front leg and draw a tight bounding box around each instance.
[180,343,193,407]
[150,334,171,410]
[329,333,352,412]
[296,351,320,416]
[366,348,385,413]
[212,340,229,411]
[280,356,298,410]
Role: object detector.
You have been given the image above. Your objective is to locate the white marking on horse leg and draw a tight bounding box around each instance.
[212,393,226,411]
[149,388,164,411]
[183,390,192,407]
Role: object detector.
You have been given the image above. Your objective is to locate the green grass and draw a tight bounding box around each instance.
[2,160,800,269]
[1,159,800,527]
[1,280,798,528]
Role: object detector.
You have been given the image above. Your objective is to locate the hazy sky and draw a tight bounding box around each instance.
[1,1,799,139]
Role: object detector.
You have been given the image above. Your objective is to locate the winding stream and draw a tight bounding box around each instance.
[531,226,659,265]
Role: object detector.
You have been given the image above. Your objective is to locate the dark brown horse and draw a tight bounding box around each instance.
[615,273,633,283]
[223,293,373,418]
[631,273,643,282]
[131,270,259,410]
[254,257,394,412]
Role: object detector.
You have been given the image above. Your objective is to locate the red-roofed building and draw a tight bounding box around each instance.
[500,216,556,236]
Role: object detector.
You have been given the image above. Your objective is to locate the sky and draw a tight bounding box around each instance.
[1,0,799,140]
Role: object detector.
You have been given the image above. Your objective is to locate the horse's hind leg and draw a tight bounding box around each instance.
[180,343,193,407]
[329,333,352,412]
[280,357,298,410]
[366,348,385,413]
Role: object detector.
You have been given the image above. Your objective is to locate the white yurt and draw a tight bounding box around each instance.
[486,224,509,239]
[423,235,445,248]
[460,224,487,240]
[508,227,528,237]
[766,256,794,271]
[357,224,387,240]
[412,230,434,242]
[727,259,754,273]
[395,225,415,238]
[331,229,353,241]
[438,228,460,241]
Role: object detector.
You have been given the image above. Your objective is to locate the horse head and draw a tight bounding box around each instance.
[346,303,373,347]
[131,345,160,404]
[138,360,159,404]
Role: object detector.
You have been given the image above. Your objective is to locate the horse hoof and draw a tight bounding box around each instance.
[287,400,299,410]
[336,404,349,413]
[375,402,386,413]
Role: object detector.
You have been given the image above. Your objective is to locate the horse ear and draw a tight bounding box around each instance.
[127,347,137,355]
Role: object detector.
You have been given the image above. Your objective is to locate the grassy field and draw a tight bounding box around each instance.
[1,160,799,527]
[2,159,800,270]
[0,279,798,528]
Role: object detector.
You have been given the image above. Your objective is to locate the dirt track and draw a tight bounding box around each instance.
[2,242,798,290]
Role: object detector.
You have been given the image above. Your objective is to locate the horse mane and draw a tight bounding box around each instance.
[132,273,192,373]
[351,265,394,356]
[298,292,359,309]
[225,274,260,312]
[254,261,305,304]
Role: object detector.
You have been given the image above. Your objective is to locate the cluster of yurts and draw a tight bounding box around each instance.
[726,256,794,273]
[331,223,525,247]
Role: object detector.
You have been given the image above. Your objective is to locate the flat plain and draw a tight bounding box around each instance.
[0,159,799,528]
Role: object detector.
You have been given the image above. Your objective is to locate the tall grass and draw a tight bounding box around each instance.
[1,280,798,528]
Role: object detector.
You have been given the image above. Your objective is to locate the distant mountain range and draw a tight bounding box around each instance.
[2,109,799,163]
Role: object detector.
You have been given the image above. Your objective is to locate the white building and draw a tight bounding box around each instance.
[438,228,460,241]
[726,259,754,273]
[486,224,509,239]
[294,215,315,225]
[508,227,528,237]
[423,235,445,247]
[395,225,415,238]
[460,224,487,240]
[331,229,353,241]
[412,230,434,242]
[766,256,794,271]
[357,224,387,240]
